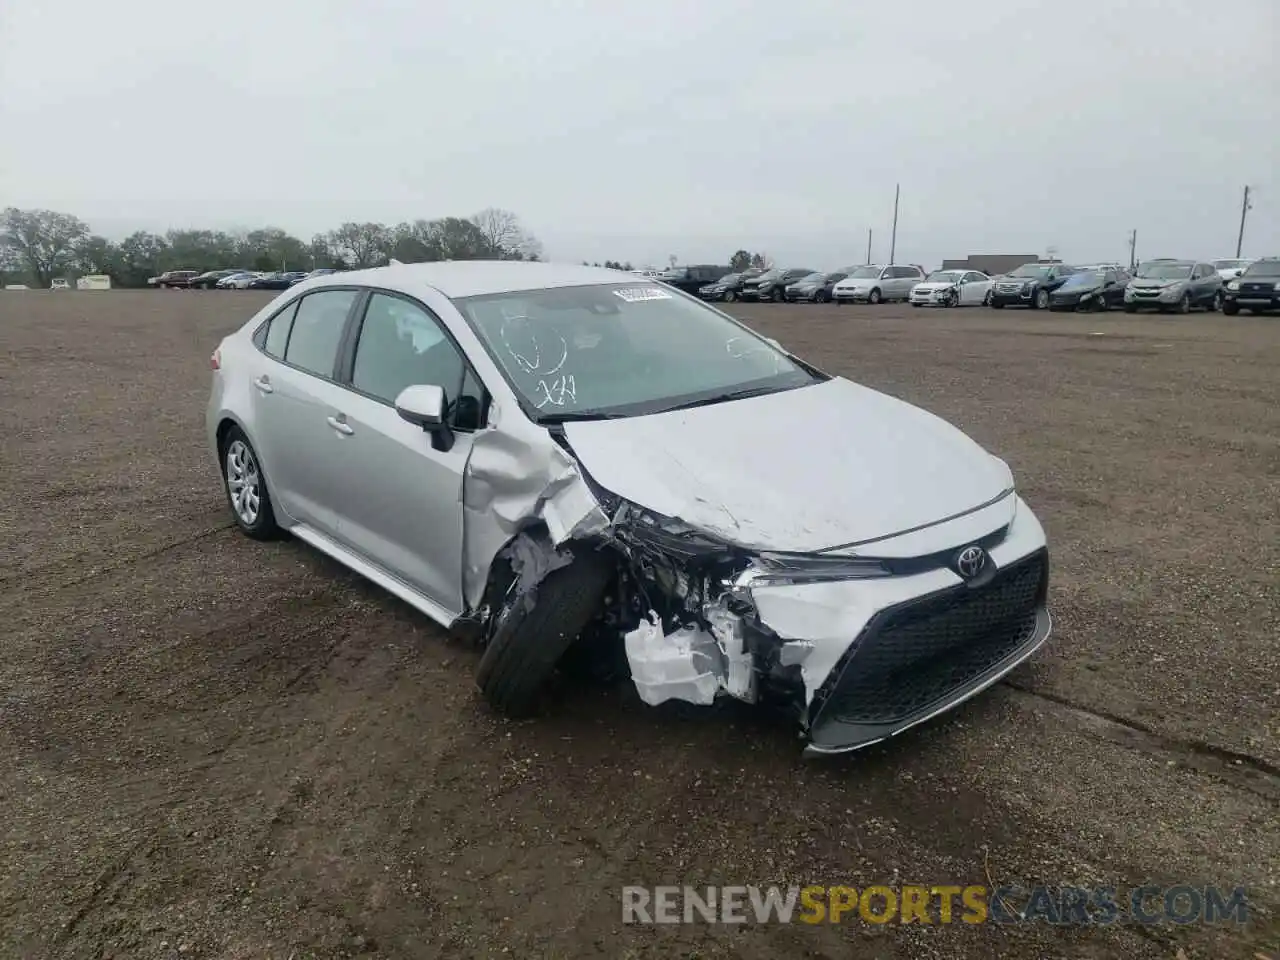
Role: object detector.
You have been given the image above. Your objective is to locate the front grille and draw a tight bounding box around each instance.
[815,550,1046,725]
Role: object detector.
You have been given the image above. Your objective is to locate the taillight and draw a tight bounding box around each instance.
[210,348,221,370]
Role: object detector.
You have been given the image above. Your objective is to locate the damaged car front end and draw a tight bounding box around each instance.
[208,263,1050,758]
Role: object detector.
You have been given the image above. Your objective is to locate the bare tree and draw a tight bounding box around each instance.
[325,222,392,268]
[470,207,542,260]
[1,208,91,287]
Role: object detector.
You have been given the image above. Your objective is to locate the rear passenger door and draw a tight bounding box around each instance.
[250,288,363,536]
[323,291,488,614]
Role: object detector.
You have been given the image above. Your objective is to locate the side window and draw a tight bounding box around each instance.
[284,290,359,377]
[262,301,298,357]
[351,293,466,413]
[1104,270,1118,284]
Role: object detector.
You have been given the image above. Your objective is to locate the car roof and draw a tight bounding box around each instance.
[324,260,639,299]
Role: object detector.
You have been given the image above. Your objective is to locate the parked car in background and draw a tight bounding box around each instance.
[191,269,244,289]
[1222,257,1280,316]
[783,270,849,303]
[699,272,744,301]
[1124,260,1221,313]
[832,264,925,304]
[1048,265,1130,312]
[248,272,308,291]
[908,269,993,308]
[218,272,263,289]
[50,278,71,291]
[658,265,733,295]
[630,268,662,279]
[148,270,200,289]
[743,267,817,302]
[207,261,1051,756]
[989,262,1076,310]
[1212,258,1254,283]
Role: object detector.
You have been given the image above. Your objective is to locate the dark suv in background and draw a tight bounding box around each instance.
[990,262,1076,309]
[659,264,733,296]
[1222,258,1280,315]
[741,267,816,302]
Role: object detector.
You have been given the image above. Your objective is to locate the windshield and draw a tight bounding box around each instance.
[798,272,825,282]
[751,269,780,282]
[1061,270,1105,287]
[453,282,819,422]
[717,273,742,284]
[1243,260,1280,278]
[846,266,882,279]
[926,271,963,283]
[1137,261,1192,280]
[1009,264,1051,279]
[1213,260,1248,270]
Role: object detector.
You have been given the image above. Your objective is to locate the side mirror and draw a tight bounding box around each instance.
[395,384,454,451]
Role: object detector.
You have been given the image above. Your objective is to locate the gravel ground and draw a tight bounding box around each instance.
[1,290,1277,959]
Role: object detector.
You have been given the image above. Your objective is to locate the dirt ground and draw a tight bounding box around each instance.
[1,289,1277,960]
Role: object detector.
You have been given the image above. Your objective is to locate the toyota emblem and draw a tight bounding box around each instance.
[954,545,987,579]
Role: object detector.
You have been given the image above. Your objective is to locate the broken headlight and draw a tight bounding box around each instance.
[739,553,891,587]
[615,503,735,560]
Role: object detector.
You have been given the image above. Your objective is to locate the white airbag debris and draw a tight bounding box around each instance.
[623,611,720,707]
[705,599,756,702]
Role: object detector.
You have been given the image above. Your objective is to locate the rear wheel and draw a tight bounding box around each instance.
[815,289,828,303]
[221,427,280,540]
[476,548,614,717]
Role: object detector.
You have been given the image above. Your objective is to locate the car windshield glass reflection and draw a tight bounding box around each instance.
[453,283,819,422]
[1137,262,1192,280]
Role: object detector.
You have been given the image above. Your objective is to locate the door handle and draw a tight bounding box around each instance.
[326,415,354,436]
[254,376,273,394]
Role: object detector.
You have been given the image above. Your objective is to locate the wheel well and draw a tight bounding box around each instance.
[215,418,240,458]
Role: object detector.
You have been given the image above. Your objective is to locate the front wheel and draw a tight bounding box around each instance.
[1034,289,1049,310]
[221,427,280,540]
[476,548,614,717]
[982,290,991,306]
[868,288,882,305]
[992,301,1005,309]
[1223,302,1240,316]
[945,290,959,308]
[1095,296,1109,312]
[815,290,828,303]
[722,290,736,302]
[1124,304,1137,313]
[1177,293,1191,314]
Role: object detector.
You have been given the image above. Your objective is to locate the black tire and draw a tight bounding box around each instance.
[476,548,614,717]
[1095,295,1109,312]
[1033,288,1049,310]
[1177,293,1191,314]
[220,425,281,540]
[815,289,828,303]
[722,290,736,302]
[1206,291,1222,313]
[1124,304,1137,313]
[868,288,882,305]
[992,301,1004,309]
[946,290,959,308]
[982,290,991,306]
[1223,303,1240,316]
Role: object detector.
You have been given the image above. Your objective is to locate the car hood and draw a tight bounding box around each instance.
[913,282,955,292]
[1130,278,1183,289]
[561,377,1013,553]
[835,278,874,287]
[1054,283,1099,294]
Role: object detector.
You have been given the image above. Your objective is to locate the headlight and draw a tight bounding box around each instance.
[1226,280,1239,291]
[739,552,890,587]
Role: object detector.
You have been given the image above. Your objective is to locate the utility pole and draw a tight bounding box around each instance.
[888,184,900,265]
[1236,185,1252,258]
[865,229,872,264]
[1127,229,1137,270]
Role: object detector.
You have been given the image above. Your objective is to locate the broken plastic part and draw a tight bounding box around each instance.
[779,640,815,667]
[623,611,720,707]
[704,597,757,703]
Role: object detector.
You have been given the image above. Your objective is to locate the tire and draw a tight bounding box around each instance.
[1095,295,1109,312]
[1207,291,1222,313]
[815,290,828,303]
[722,290,735,302]
[945,290,959,308]
[992,301,1004,309]
[476,548,614,717]
[1124,304,1137,313]
[1223,303,1240,316]
[1034,288,1049,310]
[868,288,882,305]
[982,290,991,306]
[220,426,280,540]
[1177,293,1191,314]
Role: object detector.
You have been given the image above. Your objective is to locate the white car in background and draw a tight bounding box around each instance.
[218,272,262,289]
[1212,258,1254,283]
[832,264,925,304]
[909,270,993,308]
[50,278,71,290]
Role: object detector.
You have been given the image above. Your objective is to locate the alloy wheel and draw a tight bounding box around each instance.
[225,439,261,526]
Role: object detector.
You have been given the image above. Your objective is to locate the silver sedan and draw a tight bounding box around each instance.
[208,262,1050,755]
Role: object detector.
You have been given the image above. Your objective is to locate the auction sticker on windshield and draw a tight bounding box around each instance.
[613,287,672,303]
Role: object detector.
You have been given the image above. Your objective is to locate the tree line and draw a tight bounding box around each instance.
[0,206,542,288]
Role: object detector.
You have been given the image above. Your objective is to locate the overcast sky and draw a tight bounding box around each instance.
[2,0,1277,269]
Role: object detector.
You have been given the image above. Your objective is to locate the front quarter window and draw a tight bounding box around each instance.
[453,283,821,422]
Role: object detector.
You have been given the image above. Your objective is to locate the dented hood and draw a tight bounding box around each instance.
[562,377,1013,553]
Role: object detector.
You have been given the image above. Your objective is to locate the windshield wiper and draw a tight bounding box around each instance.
[654,384,793,414]
[537,409,628,424]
